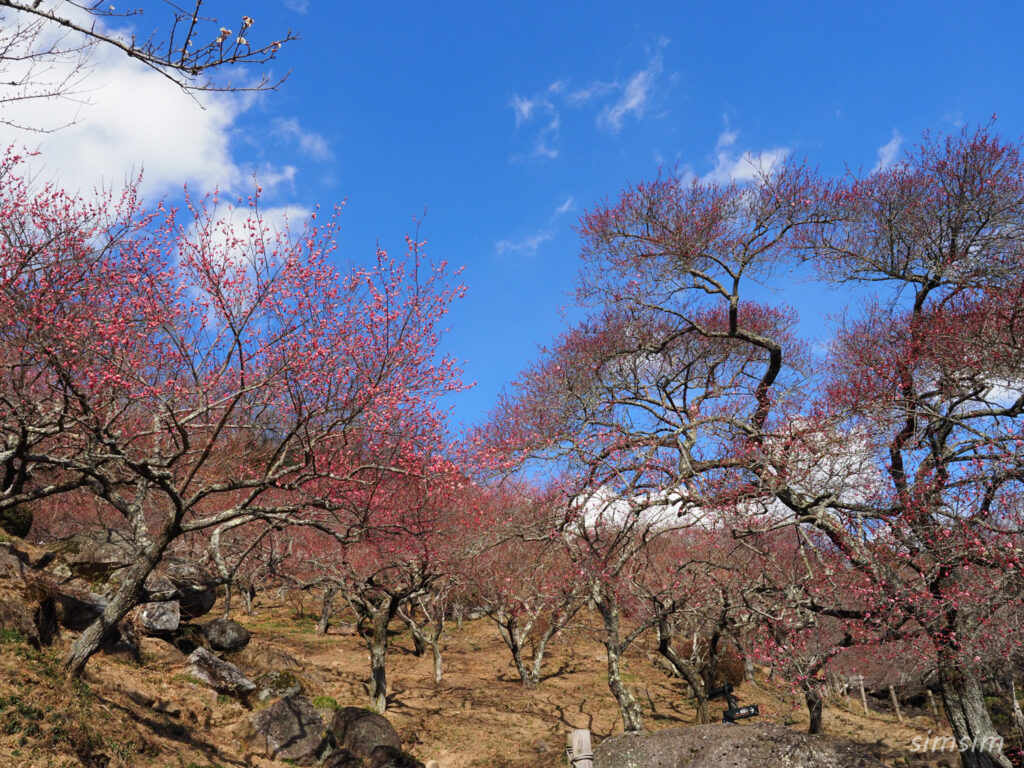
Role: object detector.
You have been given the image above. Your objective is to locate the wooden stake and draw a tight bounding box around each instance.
[926,689,940,727]
[856,674,869,716]
[889,685,903,722]
[567,729,593,768]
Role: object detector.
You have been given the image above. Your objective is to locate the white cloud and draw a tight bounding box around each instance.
[555,195,574,215]
[495,230,552,258]
[511,94,535,127]
[0,9,298,201]
[597,42,666,133]
[705,128,789,183]
[533,142,558,160]
[271,117,332,160]
[567,81,616,106]
[283,0,310,13]
[598,67,657,132]
[510,39,671,158]
[874,129,903,172]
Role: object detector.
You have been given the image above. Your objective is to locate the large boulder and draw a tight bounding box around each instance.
[157,556,216,619]
[244,695,328,765]
[203,618,250,651]
[593,723,886,768]
[254,669,304,703]
[51,582,108,631]
[231,643,303,672]
[51,529,136,580]
[329,707,402,760]
[187,647,256,699]
[137,600,180,634]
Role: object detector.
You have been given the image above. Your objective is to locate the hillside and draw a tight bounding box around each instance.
[0,589,983,768]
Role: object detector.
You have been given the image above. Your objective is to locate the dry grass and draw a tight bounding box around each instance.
[0,594,973,767]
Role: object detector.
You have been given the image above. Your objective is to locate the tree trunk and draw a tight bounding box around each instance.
[431,642,443,685]
[656,618,710,724]
[369,613,389,714]
[492,613,535,688]
[222,583,233,619]
[528,623,559,687]
[744,655,757,687]
[64,533,170,677]
[606,643,642,732]
[318,586,335,635]
[806,689,823,734]
[937,663,1011,768]
[241,585,254,615]
[597,597,641,732]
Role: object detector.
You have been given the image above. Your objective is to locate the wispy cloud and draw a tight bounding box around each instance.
[271,117,333,160]
[705,127,789,183]
[283,0,309,13]
[509,40,672,160]
[874,129,903,172]
[511,95,536,128]
[568,80,617,106]
[555,195,575,216]
[597,39,667,133]
[510,85,563,159]
[598,66,660,132]
[495,230,553,258]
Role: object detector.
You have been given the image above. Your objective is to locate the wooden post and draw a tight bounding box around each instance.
[567,729,593,768]
[889,685,903,722]
[1010,672,1024,745]
[926,689,940,727]
[856,674,869,716]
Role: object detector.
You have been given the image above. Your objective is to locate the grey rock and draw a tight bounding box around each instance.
[138,601,180,634]
[52,584,108,631]
[159,556,216,619]
[254,669,304,703]
[187,647,255,698]
[593,723,886,768]
[329,707,402,759]
[203,618,250,652]
[52,529,136,580]
[246,695,327,765]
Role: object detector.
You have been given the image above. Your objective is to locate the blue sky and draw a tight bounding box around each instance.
[3,1,1024,429]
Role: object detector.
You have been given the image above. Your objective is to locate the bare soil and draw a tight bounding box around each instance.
[0,593,984,767]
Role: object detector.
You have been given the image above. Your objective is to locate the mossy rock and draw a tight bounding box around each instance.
[254,669,304,703]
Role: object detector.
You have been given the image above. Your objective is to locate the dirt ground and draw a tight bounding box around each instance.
[0,592,990,767]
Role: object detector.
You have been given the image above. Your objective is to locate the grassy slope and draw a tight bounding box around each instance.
[0,595,978,768]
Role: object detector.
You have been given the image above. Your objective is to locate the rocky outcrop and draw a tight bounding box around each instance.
[243,695,329,765]
[51,531,217,620]
[328,707,402,760]
[51,529,136,580]
[203,618,250,651]
[592,723,886,768]
[187,647,256,699]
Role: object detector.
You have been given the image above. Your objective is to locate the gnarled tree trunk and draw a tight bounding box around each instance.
[64,528,174,677]
[937,661,1011,768]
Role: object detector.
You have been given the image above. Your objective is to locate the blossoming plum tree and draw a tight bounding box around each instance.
[0,149,464,676]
